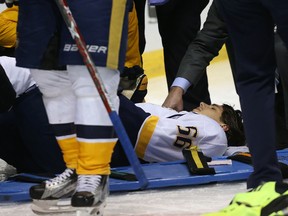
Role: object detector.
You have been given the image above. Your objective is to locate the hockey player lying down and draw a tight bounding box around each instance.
[111,95,246,167]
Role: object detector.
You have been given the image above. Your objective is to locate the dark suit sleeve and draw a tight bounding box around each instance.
[177,2,228,87]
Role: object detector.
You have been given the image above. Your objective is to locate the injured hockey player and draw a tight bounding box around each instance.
[111,95,246,167]
[0,55,246,172]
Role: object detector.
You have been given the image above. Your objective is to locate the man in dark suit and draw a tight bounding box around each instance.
[203,0,288,215]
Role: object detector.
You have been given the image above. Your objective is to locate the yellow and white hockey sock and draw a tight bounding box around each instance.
[57,135,79,170]
[77,138,117,175]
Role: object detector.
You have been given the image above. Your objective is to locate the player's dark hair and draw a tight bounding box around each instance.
[221,104,246,146]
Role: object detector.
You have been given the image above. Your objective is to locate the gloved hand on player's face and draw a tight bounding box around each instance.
[0,0,19,8]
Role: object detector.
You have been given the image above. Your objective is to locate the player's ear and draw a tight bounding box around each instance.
[220,124,229,132]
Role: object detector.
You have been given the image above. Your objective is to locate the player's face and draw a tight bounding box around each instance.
[192,102,224,123]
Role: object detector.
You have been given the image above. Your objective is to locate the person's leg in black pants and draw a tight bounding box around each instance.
[133,0,146,56]
[275,32,288,145]
[0,111,24,170]
[275,78,288,150]
[156,0,211,111]
[12,87,65,174]
[215,0,288,189]
[111,95,150,167]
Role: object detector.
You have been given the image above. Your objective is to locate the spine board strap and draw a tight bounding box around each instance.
[182,146,216,175]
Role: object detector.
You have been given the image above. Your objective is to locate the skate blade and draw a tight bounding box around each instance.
[31,199,105,216]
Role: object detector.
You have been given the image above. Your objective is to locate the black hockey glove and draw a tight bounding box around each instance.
[0,0,19,8]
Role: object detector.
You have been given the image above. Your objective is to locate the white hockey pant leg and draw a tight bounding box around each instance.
[67,65,120,126]
[30,69,76,124]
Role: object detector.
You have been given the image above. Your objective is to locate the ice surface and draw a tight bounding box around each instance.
[0,182,247,216]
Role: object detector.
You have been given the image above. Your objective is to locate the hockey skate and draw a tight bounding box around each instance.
[31,198,106,216]
[0,158,17,181]
[30,168,77,199]
[31,175,109,215]
[71,175,109,215]
[31,168,78,215]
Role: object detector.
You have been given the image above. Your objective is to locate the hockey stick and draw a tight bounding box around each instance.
[55,0,148,189]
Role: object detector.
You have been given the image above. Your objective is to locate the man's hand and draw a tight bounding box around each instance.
[162,86,184,112]
[0,0,19,8]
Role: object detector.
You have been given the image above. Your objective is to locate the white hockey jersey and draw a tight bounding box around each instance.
[0,56,35,97]
[135,103,228,162]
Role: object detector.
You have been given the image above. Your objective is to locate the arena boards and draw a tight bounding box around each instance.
[1,150,288,202]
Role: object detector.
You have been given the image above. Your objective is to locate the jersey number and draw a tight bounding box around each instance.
[174,126,197,148]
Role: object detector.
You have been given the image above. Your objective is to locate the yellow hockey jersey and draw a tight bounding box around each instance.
[0,6,18,48]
